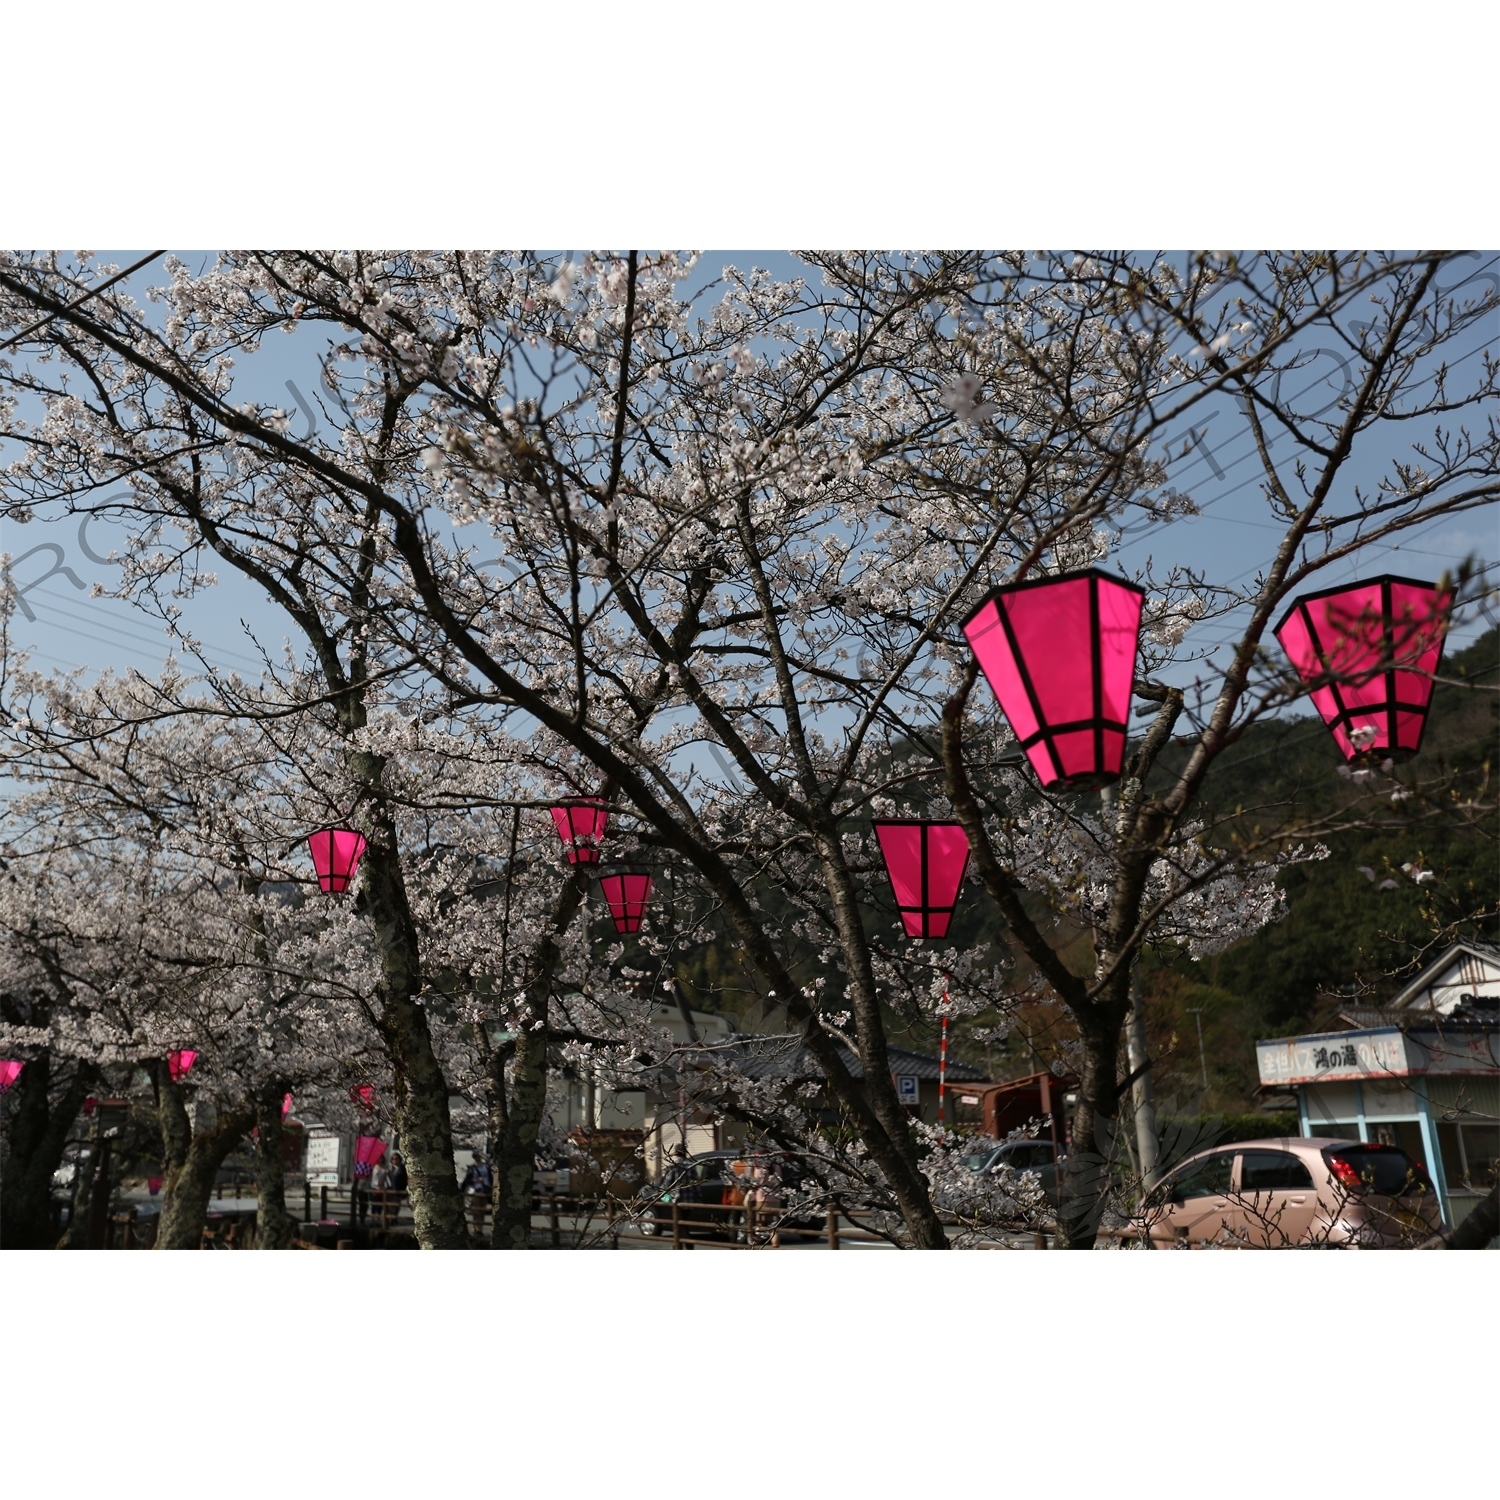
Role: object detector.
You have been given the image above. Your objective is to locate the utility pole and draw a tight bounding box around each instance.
[1125,972,1159,1189]
[1185,1007,1210,1092]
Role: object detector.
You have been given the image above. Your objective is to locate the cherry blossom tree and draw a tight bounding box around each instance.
[2,250,1494,1250]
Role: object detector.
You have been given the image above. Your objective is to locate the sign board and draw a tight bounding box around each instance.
[304,1134,344,1178]
[1258,1025,1500,1087]
[896,1075,920,1107]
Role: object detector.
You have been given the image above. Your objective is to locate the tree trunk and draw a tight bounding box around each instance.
[1059,1007,1127,1249]
[491,861,592,1250]
[1423,1184,1499,1250]
[492,1022,549,1249]
[352,755,470,1250]
[151,1062,192,1175]
[253,1085,296,1249]
[0,1052,96,1249]
[155,1110,253,1250]
[812,824,951,1251]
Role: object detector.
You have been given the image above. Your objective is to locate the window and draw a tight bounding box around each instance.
[1239,1151,1314,1193]
[1324,1145,1432,1196]
[1165,1151,1237,1201]
[1440,1121,1500,1190]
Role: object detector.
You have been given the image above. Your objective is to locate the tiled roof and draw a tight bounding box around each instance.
[728,1034,986,1083]
[1334,1005,1500,1032]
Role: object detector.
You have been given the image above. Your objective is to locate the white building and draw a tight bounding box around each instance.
[1256,942,1500,1228]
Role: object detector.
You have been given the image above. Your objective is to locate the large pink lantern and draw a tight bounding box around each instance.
[873,822,971,939]
[353,1135,387,1179]
[1274,575,1450,762]
[962,569,1145,791]
[550,800,608,864]
[307,827,367,894]
[0,1059,23,1093]
[166,1049,198,1083]
[599,871,653,934]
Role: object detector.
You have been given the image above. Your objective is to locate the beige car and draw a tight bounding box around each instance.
[1132,1136,1442,1248]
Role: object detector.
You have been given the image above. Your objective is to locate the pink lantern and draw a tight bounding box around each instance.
[550,800,608,864]
[350,1084,376,1112]
[0,1059,23,1093]
[148,1176,163,1196]
[307,827,367,894]
[82,1096,98,1116]
[282,1092,293,1118]
[962,569,1145,790]
[353,1135,387,1179]
[872,822,971,939]
[1274,575,1450,762]
[166,1049,198,1083]
[599,871,653,934]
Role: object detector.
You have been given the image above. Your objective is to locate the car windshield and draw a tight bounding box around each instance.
[1325,1145,1432,1196]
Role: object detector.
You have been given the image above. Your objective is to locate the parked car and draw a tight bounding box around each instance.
[965,1138,1062,1203]
[639,1149,822,1241]
[1132,1136,1441,1248]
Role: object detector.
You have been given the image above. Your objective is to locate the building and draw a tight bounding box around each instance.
[1255,942,1500,1227]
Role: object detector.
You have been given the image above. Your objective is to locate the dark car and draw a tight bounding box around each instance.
[639,1149,822,1242]
[965,1138,1063,1203]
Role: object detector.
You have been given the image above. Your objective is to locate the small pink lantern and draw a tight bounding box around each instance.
[872,822,972,939]
[307,827,368,894]
[282,1092,294,1118]
[148,1176,163,1196]
[963,569,1145,790]
[550,800,608,864]
[83,1096,98,1116]
[1274,575,1450,762]
[166,1049,198,1083]
[599,871,653,934]
[353,1135,387,1179]
[0,1059,23,1093]
[351,1084,376,1112]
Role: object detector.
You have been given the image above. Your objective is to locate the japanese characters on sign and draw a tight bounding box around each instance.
[1256,1029,1410,1086]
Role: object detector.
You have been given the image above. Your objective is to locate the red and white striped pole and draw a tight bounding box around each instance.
[938,975,950,1136]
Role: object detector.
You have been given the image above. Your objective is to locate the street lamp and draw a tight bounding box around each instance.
[307,827,368,893]
[599,870,653,934]
[962,569,1146,790]
[550,800,609,864]
[1185,1007,1210,1092]
[1274,575,1450,762]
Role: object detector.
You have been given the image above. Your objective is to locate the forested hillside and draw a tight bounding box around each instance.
[676,628,1498,1115]
[1139,625,1498,1109]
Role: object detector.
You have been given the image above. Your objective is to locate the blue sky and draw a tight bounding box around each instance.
[4,252,1494,696]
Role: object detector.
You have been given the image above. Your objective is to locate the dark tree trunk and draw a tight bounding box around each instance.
[151,1062,192,1175]
[0,1052,97,1249]
[155,1109,253,1250]
[492,1022,549,1249]
[383,993,468,1248]
[491,863,592,1249]
[1059,1005,1128,1249]
[1425,1184,1499,1250]
[253,1084,296,1249]
[352,754,469,1250]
